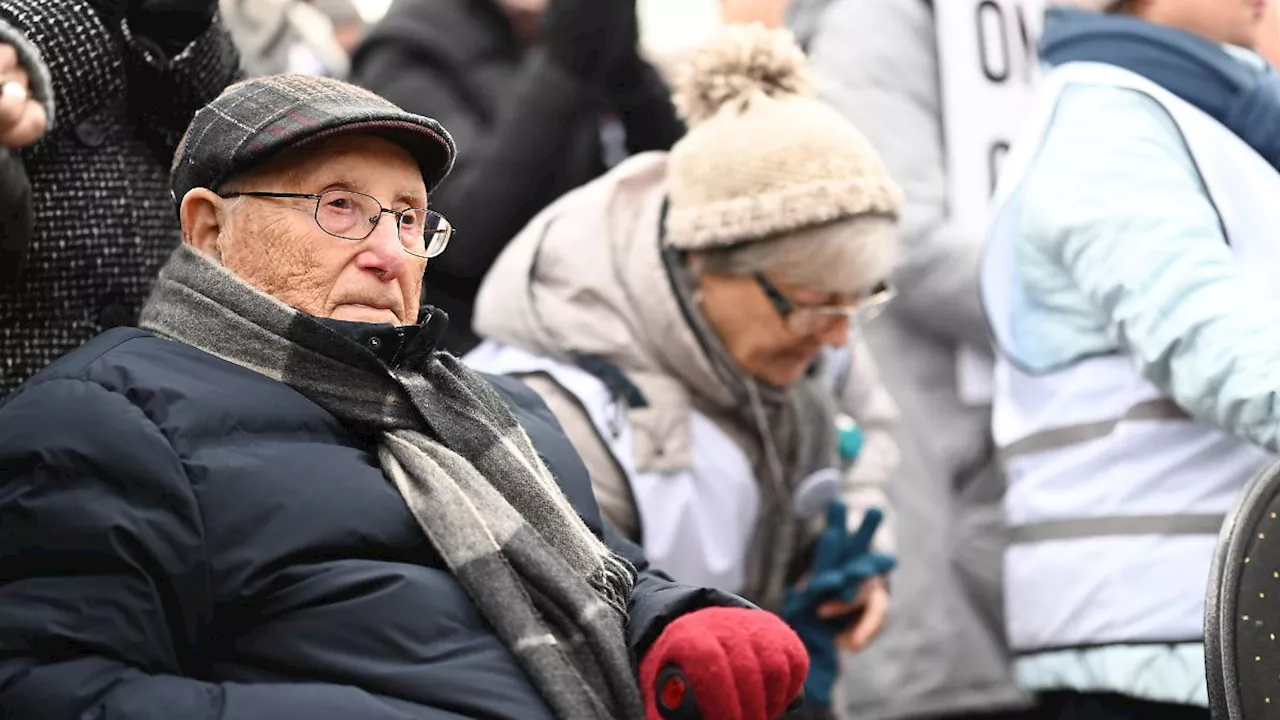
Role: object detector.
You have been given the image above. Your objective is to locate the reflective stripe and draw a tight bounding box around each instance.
[1000,399,1188,462]
[1009,514,1225,544]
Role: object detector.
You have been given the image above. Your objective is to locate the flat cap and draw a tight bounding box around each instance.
[171,74,456,204]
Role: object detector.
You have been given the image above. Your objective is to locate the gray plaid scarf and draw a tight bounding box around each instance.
[139,245,645,720]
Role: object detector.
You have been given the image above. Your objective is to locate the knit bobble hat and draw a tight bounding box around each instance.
[663,24,903,250]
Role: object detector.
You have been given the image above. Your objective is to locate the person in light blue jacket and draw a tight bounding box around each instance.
[981,0,1280,718]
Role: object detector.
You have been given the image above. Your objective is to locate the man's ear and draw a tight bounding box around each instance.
[180,187,230,263]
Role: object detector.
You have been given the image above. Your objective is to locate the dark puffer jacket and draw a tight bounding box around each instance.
[0,326,743,719]
[0,0,240,396]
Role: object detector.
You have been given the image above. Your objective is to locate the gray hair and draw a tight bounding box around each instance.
[689,214,897,294]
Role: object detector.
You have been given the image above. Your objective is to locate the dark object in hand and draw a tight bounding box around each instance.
[127,0,220,55]
[542,0,635,81]
[0,148,33,286]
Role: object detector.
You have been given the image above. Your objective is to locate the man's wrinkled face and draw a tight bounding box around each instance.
[183,133,429,326]
[1142,0,1266,48]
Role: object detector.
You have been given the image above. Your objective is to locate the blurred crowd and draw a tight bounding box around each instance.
[2,0,1280,719]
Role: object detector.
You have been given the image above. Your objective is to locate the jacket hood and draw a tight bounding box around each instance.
[1040,6,1280,173]
[472,152,741,472]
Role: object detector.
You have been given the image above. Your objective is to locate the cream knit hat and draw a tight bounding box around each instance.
[663,24,903,250]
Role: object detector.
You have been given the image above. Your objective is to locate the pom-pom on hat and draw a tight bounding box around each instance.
[663,24,903,251]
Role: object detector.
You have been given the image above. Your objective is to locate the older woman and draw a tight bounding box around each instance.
[466,25,902,716]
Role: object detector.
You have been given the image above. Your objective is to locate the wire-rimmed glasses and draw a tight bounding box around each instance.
[219,189,453,258]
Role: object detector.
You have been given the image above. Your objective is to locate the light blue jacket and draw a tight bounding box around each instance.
[998,46,1280,706]
[1007,46,1280,455]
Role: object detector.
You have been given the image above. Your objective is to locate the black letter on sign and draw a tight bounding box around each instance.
[989,141,1011,197]
[977,1,1010,83]
[1016,2,1038,83]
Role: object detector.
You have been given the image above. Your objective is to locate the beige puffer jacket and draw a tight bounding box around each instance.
[470,151,899,605]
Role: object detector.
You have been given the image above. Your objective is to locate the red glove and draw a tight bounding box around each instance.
[639,607,809,720]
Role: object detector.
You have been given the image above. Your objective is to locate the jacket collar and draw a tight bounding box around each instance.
[313,306,446,369]
[1040,7,1280,172]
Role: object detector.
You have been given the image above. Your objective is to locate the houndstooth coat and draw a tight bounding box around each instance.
[0,0,240,396]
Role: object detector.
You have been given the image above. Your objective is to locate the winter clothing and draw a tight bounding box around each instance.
[349,0,685,353]
[467,149,899,609]
[0,14,49,286]
[780,505,897,710]
[467,35,900,716]
[128,0,223,57]
[0,150,33,285]
[541,0,635,82]
[663,25,901,250]
[219,0,351,78]
[0,0,240,395]
[786,0,1029,717]
[170,74,456,203]
[138,244,645,719]
[640,606,809,720]
[1039,8,1280,172]
[0,311,753,719]
[981,6,1280,708]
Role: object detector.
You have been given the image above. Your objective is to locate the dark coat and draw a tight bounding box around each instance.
[0,0,240,396]
[350,0,684,354]
[0,326,743,719]
[0,149,33,286]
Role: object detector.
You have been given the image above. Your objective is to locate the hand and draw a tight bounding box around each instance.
[639,607,808,720]
[817,574,888,652]
[780,503,895,710]
[542,0,636,81]
[0,44,47,149]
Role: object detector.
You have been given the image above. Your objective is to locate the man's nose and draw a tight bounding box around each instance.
[356,213,408,279]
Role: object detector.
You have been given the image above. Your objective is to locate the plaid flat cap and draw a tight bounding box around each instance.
[170,74,456,204]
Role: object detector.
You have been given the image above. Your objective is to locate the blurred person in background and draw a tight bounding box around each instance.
[0,0,239,395]
[784,1,1031,719]
[467,26,902,719]
[350,0,685,353]
[220,0,352,77]
[983,0,1280,717]
[312,0,366,55]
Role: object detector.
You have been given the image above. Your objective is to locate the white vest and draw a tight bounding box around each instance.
[465,342,761,595]
[982,61,1280,653]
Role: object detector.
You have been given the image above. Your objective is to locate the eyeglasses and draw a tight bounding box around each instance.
[754,272,895,336]
[219,189,454,259]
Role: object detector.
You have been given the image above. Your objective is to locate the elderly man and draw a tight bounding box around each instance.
[0,75,808,720]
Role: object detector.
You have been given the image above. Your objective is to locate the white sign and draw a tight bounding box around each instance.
[935,0,1046,405]
[936,0,1046,233]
